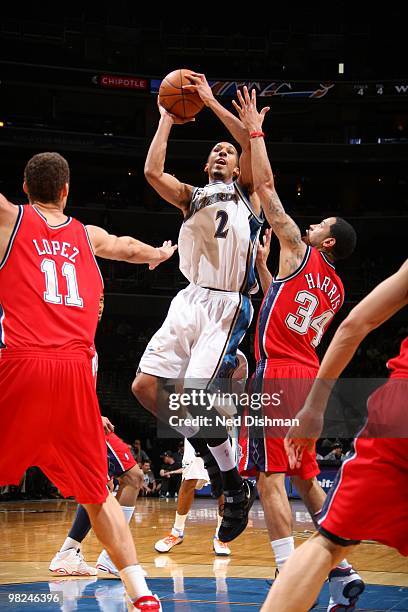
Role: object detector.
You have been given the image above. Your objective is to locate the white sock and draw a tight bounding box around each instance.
[215,513,222,538]
[60,537,81,553]
[119,565,152,602]
[173,512,187,535]
[208,440,235,472]
[336,558,351,570]
[121,505,135,524]
[271,536,295,570]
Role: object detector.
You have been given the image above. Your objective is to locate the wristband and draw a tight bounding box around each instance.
[250,131,265,139]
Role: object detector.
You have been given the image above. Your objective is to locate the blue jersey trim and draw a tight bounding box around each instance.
[209,294,253,385]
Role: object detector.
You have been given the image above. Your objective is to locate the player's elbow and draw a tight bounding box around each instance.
[144,162,161,184]
[255,179,275,201]
[338,312,372,342]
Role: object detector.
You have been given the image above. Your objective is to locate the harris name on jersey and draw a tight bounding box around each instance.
[304,271,342,311]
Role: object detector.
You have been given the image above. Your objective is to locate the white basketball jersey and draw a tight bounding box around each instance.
[178,181,263,293]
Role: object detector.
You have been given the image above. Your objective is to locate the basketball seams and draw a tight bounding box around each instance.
[159,68,204,120]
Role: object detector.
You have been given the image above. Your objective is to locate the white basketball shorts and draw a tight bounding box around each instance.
[138,284,252,384]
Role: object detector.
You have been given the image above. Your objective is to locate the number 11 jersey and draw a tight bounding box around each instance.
[0,204,103,351]
[256,246,345,368]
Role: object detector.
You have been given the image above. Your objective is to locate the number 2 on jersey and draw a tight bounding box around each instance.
[214,210,229,239]
[41,259,83,307]
[285,290,334,347]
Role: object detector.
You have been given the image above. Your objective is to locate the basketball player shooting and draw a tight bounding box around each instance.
[132,76,270,543]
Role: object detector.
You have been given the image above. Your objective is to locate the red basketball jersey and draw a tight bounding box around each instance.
[255,246,344,368]
[387,337,408,378]
[0,205,103,351]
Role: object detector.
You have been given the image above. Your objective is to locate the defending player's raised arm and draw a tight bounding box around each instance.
[285,259,408,468]
[86,225,177,270]
[144,101,194,215]
[232,88,306,268]
[183,73,269,199]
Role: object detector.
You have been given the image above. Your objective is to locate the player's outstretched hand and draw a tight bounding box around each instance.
[157,96,195,125]
[149,240,178,270]
[256,228,273,268]
[182,72,215,106]
[284,405,324,470]
[232,86,270,133]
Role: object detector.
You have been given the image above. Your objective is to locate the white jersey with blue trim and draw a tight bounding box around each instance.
[178,180,263,294]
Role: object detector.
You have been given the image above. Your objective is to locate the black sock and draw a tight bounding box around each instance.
[68,505,92,542]
[221,467,243,491]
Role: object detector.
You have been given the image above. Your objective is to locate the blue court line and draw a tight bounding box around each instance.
[0,578,407,611]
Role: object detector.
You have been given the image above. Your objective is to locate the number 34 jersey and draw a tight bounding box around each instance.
[256,246,345,369]
[178,181,263,294]
[0,205,103,351]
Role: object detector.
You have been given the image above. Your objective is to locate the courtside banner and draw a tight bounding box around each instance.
[96,74,148,90]
[150,78,408,99]
[154,377,408,439]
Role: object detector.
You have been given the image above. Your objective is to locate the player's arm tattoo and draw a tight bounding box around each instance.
[264,189,303,249]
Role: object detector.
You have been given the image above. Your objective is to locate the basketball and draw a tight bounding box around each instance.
[159,68,205,120]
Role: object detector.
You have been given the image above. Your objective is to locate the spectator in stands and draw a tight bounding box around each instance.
[140,461,160,496]
[324,442,345,462]
[159,451,182,498]
[175,440,184,464]
[131,439,150,465]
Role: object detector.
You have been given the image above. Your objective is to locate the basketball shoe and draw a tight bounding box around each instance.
[96,549,120,577]
[49,548,97,576]
[127,594,161,611]
[327,566,365,611]
[154,531,184,553]
[218,479,256,542]
[213,537,231,556]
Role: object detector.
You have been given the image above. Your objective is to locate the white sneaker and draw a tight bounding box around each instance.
[49,548,97,576]
[154,533,183,553]
[327,566,365,611]
[213,537,231,556]
[96,549,120,577]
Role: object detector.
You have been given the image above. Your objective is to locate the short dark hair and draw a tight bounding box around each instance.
[329,217,357,261]
[24,152,70,203]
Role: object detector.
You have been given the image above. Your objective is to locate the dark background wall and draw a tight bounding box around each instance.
[0,6,406,446]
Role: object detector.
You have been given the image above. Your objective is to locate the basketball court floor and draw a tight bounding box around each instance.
[1,497,407,610]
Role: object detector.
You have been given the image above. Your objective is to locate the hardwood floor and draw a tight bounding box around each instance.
[1,498,407,587]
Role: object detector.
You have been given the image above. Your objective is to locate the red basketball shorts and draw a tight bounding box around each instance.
[0,348,108,504]
[106,432,137,478]
[319,378,408,556]
[239,361,319,480]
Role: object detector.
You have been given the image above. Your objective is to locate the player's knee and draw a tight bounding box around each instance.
[257,474,285,500]
[121,465,144,490]
[182,479,197,494]
[131,373,149,402]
